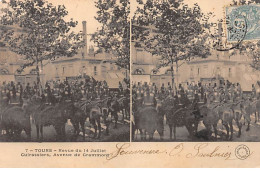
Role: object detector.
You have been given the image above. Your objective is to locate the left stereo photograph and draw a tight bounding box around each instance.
[0,0,130,142]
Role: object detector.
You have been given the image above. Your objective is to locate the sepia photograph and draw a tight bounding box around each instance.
[0,0,130,142]
[131,0,260,142]
[1,0,260,168]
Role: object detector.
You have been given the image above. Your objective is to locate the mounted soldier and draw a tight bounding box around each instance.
[16,82,23,105]
[142,82,148,93]
[207,83,213,98]
[0,82,8,108]
[167,82,172,96]
[152,83,157,96]
[44,82,51,104]
[136,82,143,100]
[256,81,260,99]
[8,81,20,106]
[63,80,71,102]
[103,81,109,95]
[33,81,38,95]
[228,83,233,101]
[198,82,204,101]
[187,83,193,100]
[236,83,242,99]
[212,83,218,102]
[24,83,31,99]
[95,84,101,100]
[178,84,185,95]
[110,94,120,128]
[161,83,166,96]
[53,81,60,100]
[224,81,229,100]
[119,81,123,94]
[59,81,65,102]
[193,83,200,102]
[252,84,256,99]
[143,86,157,107]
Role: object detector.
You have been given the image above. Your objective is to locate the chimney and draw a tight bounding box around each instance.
[218,22,229,58]
[82,21,87,57]
[218,22,223,46]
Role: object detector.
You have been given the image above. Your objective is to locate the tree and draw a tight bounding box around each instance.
[92,0,130,71]
[132,0,212,93]
[0,0,85,93]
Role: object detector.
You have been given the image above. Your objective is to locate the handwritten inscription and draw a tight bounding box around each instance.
[107,143,252,161]
[185,144,232,160]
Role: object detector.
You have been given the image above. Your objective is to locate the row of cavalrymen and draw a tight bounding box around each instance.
[0,78,126,106]
[132,80,260,107]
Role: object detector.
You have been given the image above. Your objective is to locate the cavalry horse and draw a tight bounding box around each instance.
[1,106,31,141]
[109,97,121,129]
[133,98,164,141]
[248,98,260,123]
[241,98,260,132]
[33,100,73,141]
[200,99,244,140]
[79,98,106,139]
[68,96,111,140]
[219,101,244,140]
[117,96,130,123]
[0,96,42,141]
[66,101,87,141]
[256,99,260,123]
[163,96,202,140]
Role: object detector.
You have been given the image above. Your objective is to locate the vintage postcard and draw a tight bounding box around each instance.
[0,0,130,143]
[0,0,259,168]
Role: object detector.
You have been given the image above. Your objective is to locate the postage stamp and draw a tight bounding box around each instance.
[226,5,260,42]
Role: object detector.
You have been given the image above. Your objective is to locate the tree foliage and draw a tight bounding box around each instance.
[132,0,213,89]
[0,0,85,76]
[92,0,130,70]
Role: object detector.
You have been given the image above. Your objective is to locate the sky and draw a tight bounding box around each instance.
[48,0,100,34]
[48,0,101,48]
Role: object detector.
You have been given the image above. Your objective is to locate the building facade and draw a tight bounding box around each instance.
[0,21,126,89]
[131,41,260,91]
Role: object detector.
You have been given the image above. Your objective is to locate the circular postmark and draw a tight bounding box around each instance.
[235,144,250,160]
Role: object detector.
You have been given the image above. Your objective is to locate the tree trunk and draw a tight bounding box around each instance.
[170,56,176,96]
[176,61,178,92]
[36,57,41,96]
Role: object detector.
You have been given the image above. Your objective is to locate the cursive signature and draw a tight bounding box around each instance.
[185,143,236,160]
[106,143,166,160]
[106,143,245,161]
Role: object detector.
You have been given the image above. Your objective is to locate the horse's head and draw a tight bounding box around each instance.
[199,105,209,117]
[22,98,30,110]
[22,98,34,114]
[59,101,75,119]
[191,108,203,120]
[133,99,143,112]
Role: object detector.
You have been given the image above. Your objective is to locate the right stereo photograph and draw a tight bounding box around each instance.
[131,0,260,142]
